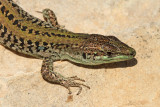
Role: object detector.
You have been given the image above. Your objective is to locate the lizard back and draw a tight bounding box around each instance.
[0,0,88,58]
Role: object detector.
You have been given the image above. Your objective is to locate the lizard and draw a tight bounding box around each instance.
[0,0,136,95]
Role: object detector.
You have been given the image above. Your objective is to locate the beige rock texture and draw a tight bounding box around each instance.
[0,0,160,106]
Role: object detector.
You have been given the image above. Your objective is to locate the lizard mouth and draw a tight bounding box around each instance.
[94,54,134,61]
[91,48,136,65]
[104,48,136,58]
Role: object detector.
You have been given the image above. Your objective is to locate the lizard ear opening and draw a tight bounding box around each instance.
[82,53,86,59]
[106,52,112,57]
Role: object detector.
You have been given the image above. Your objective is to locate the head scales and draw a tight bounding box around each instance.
[64,34,136,65]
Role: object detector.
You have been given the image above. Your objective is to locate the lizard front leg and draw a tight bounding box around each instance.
[41,57,90,95]
[37,9,64,29]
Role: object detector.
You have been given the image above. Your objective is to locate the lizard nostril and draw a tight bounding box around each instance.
[130,49,136,57]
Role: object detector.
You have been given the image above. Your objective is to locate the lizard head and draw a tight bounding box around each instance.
[65,34,136,65]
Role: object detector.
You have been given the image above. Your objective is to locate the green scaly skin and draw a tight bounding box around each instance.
[0,0,136,95]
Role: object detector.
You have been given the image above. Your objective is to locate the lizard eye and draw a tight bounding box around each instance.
[106,52,112,57]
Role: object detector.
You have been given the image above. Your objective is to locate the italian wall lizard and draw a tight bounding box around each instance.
[0,0,136,95]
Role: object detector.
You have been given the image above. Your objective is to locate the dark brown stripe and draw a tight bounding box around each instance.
[1,6,5,14]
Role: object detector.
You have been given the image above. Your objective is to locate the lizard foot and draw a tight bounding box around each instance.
[58,75,90,95]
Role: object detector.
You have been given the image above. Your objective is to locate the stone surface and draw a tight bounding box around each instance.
[0,0,160,106]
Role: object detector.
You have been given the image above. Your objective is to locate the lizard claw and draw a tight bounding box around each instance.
[60,76,90,95]
[68,76,85,82]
